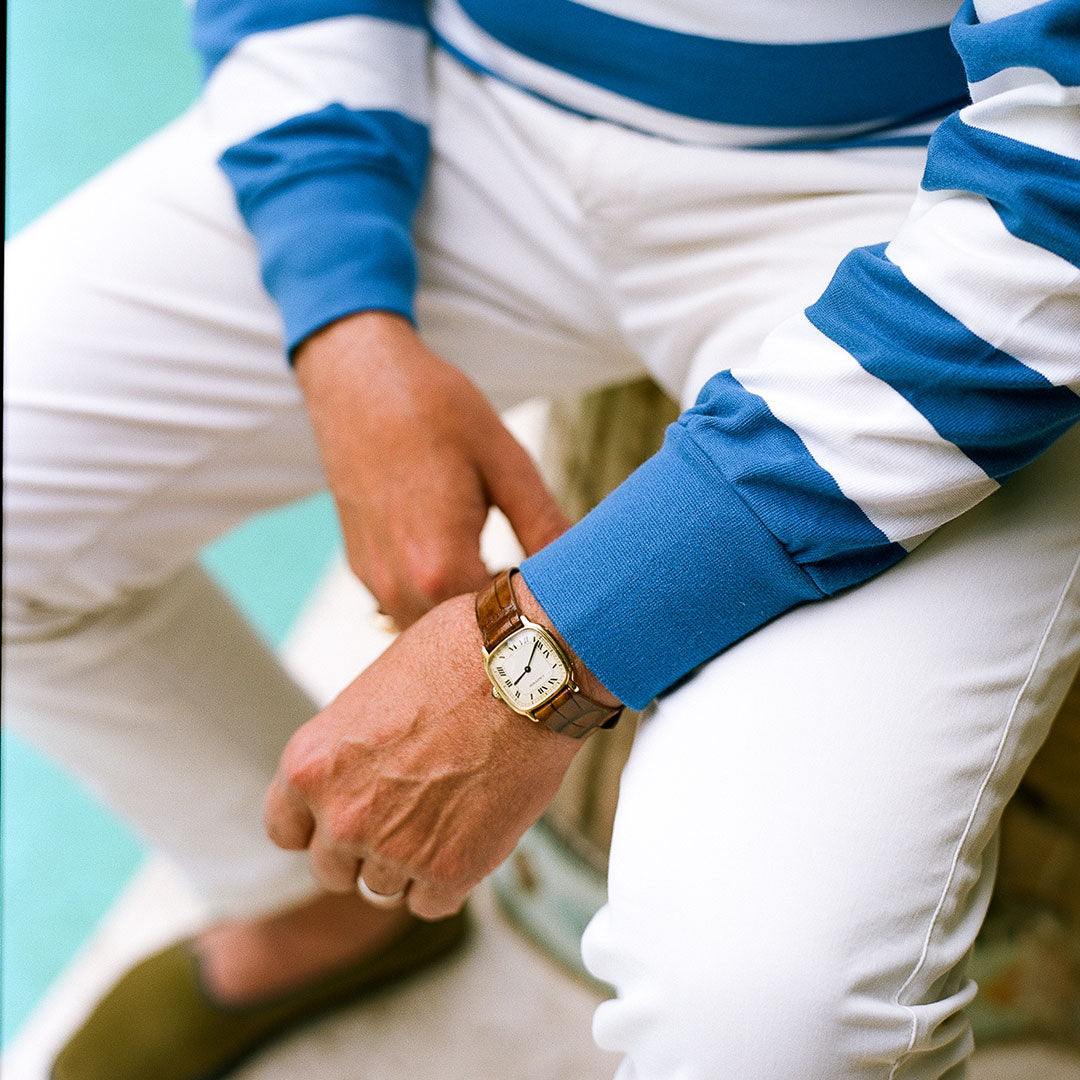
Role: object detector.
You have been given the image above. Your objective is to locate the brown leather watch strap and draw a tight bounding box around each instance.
[476,566,524,651]
[476,569,622,739]
[533,684,622,738]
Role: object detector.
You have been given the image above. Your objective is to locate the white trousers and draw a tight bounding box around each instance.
[5,53,1078,1079]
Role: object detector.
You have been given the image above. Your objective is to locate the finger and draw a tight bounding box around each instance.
[479,427,571,557]
[357,858,411,908]
[398,557,489,623]
[263,772,316,851]
[307,828,365,893]
[406,879,469,922]
[386,517,492,625]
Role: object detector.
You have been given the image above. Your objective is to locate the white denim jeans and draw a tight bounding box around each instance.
[5,51,1078,1079]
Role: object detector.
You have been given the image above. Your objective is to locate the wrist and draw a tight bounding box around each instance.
[510,577,623,711]
[446,593,581,767]
[293,309,417,383]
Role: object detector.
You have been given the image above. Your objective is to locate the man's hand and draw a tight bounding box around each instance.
[264,587,593,920]
[294,311,569,629]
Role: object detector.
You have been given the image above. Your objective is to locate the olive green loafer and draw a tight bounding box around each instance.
[51,908,469,1080]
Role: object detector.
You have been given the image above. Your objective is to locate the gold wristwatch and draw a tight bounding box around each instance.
[476,569,622,739]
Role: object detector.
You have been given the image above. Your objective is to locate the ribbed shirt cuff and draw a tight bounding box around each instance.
[520,424,823,709]
[241,166,420,353]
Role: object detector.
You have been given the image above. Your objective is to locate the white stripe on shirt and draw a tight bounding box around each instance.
[730,316,1000,546]
[544,0,959,43]
[961,70,1080,160]
[886,189,1080,389]
[202,15,430,159]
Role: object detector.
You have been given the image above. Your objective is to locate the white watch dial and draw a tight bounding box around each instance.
[487,627,569,712]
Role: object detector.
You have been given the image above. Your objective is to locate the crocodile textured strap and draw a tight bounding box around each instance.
[532,684,622,738]
[476,567,524,651]
[476,569,622,739]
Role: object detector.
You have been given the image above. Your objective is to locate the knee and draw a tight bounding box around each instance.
[3,463,101,643]
[4,263,130,641]
[2,474,120,645]
[582,899,974,1079]
[3,551,105,646]
[582,900,854,1077]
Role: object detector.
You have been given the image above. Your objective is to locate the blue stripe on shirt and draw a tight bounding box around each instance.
[922,116,1080,270]
[941,2,1080,269]
[219,105,429,349]
[951,0,1080,88]
[193,0,428,74]
[680,371,908,592]
[457,0,968,129]
[807,244,1080,482]
[435,30,957,152]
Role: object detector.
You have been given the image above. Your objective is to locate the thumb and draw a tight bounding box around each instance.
[480,425,571,557]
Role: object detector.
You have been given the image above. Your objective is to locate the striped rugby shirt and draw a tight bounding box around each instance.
[193,0,1080,708]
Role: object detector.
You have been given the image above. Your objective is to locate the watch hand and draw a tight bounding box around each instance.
[513,642,541,686]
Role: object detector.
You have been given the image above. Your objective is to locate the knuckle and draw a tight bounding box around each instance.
[426,848,468,891]
[324,806,367,850]
[407,552,460,606]
[325,868,358,894]
[376,836,413,870]
[263,807,292,848]
[311,861,351,894]
[282,738,322,795]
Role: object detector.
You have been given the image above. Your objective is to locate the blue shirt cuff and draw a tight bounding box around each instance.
[238,165,421,352]
[520,424,824,710]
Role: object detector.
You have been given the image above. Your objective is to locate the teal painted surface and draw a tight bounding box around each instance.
[200,494,342,647]
[3,0,342,1046]
[5,0,200,237]
[0,738,147,1045]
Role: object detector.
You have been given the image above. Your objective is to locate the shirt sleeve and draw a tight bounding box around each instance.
[521,0,1080,710]
[192,0,431,351]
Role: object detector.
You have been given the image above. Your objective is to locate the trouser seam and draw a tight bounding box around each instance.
[887,547,1080,1079]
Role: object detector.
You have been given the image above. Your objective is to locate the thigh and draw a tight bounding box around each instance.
[4,108,324,629]
[567,132,930,406]
[585,421,1080,1079]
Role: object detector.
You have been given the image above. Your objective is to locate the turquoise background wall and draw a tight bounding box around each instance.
[3,0,340,1044]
